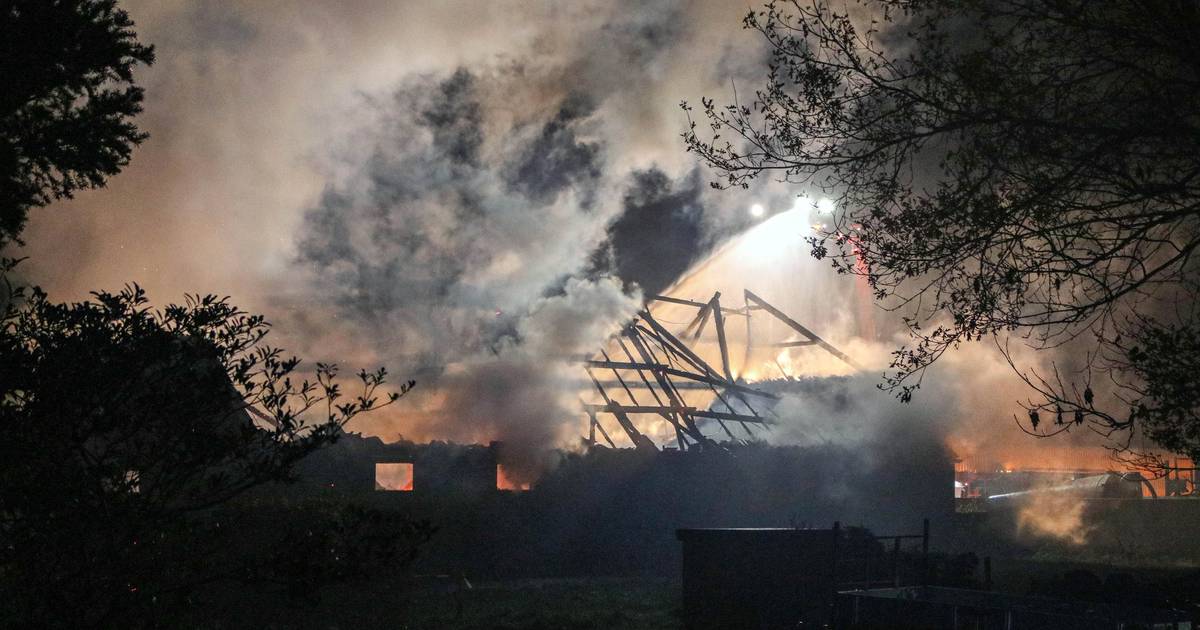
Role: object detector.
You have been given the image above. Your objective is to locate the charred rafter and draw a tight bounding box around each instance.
[581,360,775,399]
[743,290,864,372]
[581,289,861,451]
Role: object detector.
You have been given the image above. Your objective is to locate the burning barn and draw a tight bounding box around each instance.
[580,288,862,451]
[283,275,1200,575]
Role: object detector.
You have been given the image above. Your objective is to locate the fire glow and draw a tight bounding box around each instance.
[496,465,530,491]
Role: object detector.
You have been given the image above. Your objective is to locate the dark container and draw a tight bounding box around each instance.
[676,527,838,629]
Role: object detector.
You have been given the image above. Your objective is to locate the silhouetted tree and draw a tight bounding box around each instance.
[0,271,420,626]
[685,0,1200,466]
[0,4,435,625]
[0,0,154,246]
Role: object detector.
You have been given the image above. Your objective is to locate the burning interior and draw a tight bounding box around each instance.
[581,289,860,451]
[374,463,414,492]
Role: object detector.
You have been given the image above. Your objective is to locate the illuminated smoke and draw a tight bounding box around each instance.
[8,0,1141,483]
[626,200,1127,477]
[1016,493,1093,545]
[434,277,641,483]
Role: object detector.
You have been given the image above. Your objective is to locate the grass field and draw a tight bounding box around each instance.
[189,577,681,629]
[400,578,680,630]
[184,557,1200,628]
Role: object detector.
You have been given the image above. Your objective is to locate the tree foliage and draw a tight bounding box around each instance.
[0,269,419,626]
[684,0,1200,464]
[0,0,154,246]
[0,2,437,624]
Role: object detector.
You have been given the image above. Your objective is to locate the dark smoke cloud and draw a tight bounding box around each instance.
[288,63,643,471]
[294,65,612,343]
[506,93,602,206]
[421,69,486,168]
[593,168,709,296]
[16,0,764,300]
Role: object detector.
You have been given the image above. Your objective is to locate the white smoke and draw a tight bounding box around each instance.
[437,277,641,481]
[10,0,1131,479]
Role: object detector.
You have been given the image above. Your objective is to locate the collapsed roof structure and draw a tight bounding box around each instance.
[580,290,862,451]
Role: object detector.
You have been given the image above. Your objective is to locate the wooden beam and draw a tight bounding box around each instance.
[764,340,819,348]
[582,403,772,424]
[615,340,684,452]
[741,293,753,380]
[639,310,727,381]
[650,294,745,315]
[705,292,734,381]
[744,289,864,371]
[711,292,734,383]
[693,409,775,423]
[601,348,693,441]
[585,367,654,448]
[580,360,777,399]
[584,407,616,448]
[623,328,709,443]
[582,359,665,371]
[688,301,712,341]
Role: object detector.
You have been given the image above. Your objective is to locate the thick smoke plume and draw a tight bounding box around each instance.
[10,0,1134,483]
[250,3,782,469]
[766,374,953,448]
[436,278,640,482]
[289,66,643,475]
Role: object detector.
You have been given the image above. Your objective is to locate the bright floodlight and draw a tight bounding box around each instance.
[736,207,807,264]
[816,197,836,215]
[749,203,765,218]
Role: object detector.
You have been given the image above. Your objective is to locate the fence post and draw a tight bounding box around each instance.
[921,518,930,588]
[892,537,901,587]
[864,534,872,590]
[831,521,841,625]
